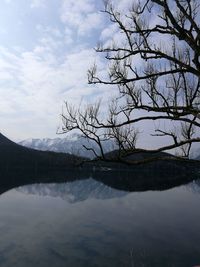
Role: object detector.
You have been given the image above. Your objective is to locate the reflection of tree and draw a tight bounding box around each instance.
[62,0,200,163]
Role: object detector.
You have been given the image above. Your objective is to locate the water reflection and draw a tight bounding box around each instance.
[0,170,200,267]
[17,179,127,203]
[16,177,200,201]
[0,177,199,266]
[187,179,200,194]
[0,165,198,196]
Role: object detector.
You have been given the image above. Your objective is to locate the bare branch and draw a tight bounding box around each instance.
[61,0,200,164]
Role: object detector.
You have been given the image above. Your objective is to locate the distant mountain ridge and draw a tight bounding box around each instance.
[0,132,84,174]
[18,134,115,158]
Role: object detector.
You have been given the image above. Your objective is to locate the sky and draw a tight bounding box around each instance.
[0,0,131,141]
[1,0,198,155]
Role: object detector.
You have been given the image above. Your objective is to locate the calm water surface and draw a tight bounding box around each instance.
[0,178,200,267]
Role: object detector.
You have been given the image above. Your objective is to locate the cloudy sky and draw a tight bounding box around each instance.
[0,0,132,141]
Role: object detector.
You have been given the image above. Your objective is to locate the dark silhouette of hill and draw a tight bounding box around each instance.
[89,149,200,172]
[0,133,84,173]
[0,133,200,196]
[103,149,174,162]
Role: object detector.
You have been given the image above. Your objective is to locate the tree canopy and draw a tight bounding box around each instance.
[61,0,200,163]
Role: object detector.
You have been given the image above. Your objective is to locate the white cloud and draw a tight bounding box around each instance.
[0,43,108,140]
[30,0,46,8]
[36,25,63,38]
[117,0,132,11]
[78,12,103,35]
[61,0,104,35]
[64,28,73,45]
[0,0,122,140]
[100,24,118,41]
[0,71,13,80]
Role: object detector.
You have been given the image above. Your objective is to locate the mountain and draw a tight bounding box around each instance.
[1,132,200,195]
[18,134,115,159]
[103,149,176,162]
[0,132,84,174]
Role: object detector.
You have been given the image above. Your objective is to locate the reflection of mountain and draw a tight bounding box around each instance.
[92,168,199,192]
[17,178,127,203]
[14,178,200,206]
[187,179,200,194]
[0,165,199,197]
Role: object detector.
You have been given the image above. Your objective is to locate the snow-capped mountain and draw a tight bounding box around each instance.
[18,134,115,159]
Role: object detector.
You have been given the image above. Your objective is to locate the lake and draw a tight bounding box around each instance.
[0,177,200,267]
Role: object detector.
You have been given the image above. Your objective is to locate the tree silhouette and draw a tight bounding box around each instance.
[61,0,200,163]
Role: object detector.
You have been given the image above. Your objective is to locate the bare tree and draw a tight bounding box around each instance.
[61,0,200,163]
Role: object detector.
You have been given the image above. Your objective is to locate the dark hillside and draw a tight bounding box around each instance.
[0,133,84,173]
[86,149,200,182]
[0,133,200,191]
[103,149,175,162]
